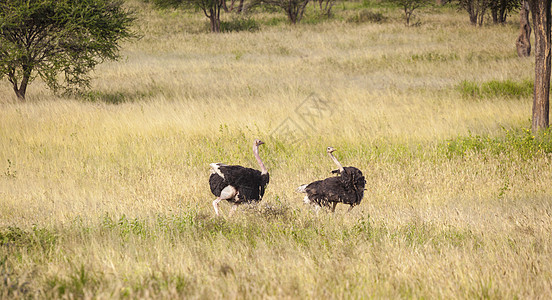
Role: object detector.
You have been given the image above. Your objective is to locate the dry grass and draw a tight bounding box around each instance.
[1,1,551,299]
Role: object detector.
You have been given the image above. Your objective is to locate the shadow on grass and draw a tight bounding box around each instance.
[78,83,168,104]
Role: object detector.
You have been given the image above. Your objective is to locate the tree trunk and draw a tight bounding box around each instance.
[8,70,29,101]
[14,84,27,101]
[296,0,309,23]
[210,14,221,33]
[207,4,221,33]
[287,9,297,24]
[477,11,485,26]
[491,7,499,23]
[469,12,477,25]
[499,3,507,23]
[237,0,244,13]
[323,0,334,17]
[405,9,412,26]
[529,0,551,131]
[517,0,532,57]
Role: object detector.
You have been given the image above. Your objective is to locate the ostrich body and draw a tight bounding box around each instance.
[209,139,269,216]
[298,147,365,212]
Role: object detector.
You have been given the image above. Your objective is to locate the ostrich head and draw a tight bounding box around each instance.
[254,139,265,147]
[326,146,344,173]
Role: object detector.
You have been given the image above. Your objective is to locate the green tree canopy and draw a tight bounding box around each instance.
[0,0,136,100]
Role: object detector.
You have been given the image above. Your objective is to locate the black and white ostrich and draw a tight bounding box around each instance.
[209,139,269,216]
[297,147,366,212]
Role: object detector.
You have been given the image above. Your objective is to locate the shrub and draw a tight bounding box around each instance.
[221,17,260,32]
[347,9,387,23]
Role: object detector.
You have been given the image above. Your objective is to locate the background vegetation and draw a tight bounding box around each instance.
[1,0,551,298]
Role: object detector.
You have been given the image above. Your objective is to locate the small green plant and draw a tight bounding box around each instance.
[0,226,58,252]
[46,264,100,298]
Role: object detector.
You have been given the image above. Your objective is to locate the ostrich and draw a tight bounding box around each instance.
[297,147,365,212]
[209,139,269,216]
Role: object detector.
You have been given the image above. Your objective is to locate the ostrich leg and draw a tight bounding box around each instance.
[213,198,222,216]
[229,204,238,216]
[213,185,238,216]
[331,202,337,212]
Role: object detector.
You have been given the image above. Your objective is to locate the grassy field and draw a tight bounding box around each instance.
[1,1,552,298]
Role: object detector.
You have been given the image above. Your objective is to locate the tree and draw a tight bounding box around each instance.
[516,0,531,57]
[149,0,223,33]
[490,0,521,24]
[456,0,491,26]
[314,0,337,17]
[262,0,310,24]
[386,0,431,26]
[200,0,224,32]
[528,0,551,131]
[0,0,135,101]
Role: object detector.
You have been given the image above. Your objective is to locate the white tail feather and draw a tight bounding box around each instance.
[296,184,308,193]
[209,163,227,179]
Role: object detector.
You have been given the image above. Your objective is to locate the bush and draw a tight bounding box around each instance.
[347,9,387,23]
[221,17,260,32]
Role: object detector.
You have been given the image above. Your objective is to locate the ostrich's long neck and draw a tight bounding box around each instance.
[328,152,344,173]
[254,145,268,174]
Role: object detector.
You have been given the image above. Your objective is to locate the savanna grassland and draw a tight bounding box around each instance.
[1,1,552,298]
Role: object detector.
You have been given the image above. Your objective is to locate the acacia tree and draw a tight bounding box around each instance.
[263,0,310,24]
[456,0,491,25]
[200,0,223,32]
[149,0,223,32]
[0,0,135,100]
[490,0,521,24]
[528,0,551,131]
[386,0,431,26]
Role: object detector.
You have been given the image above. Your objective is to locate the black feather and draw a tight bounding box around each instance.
[304,167,365,209]
[209,165,269,204]
[209,173,227,197]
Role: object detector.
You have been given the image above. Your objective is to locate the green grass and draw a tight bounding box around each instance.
[458,79,534,99]
[0,211,499,298]
[443,127,552,159]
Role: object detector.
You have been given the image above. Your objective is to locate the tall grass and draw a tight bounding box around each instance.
[1,1,551,298]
